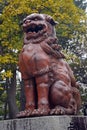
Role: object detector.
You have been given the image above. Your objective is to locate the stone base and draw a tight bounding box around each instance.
[0,116,87,130]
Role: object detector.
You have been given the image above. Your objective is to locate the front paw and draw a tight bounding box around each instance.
[16,109,33,118]
[31,108,50,116]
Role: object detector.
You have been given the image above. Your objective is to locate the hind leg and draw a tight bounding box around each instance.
[50,81,77,115]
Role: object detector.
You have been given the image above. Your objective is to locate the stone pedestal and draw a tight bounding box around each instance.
[0,116,87,130]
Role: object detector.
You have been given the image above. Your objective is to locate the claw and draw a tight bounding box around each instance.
[50,109,55,115]
[16,109,32,118]
[31,108,50,116]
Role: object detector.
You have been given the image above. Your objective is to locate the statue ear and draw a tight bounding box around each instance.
[20,18,26,25]
[45,15,58,26]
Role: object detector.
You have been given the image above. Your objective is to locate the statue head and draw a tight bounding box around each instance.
[22,13,58,43]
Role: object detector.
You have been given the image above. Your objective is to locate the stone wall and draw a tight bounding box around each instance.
[0,116,87,130]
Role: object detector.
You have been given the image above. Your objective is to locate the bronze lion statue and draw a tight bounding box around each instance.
[17,13,81,117]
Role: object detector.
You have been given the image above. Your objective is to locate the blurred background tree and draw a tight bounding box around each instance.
[0,0,87,119]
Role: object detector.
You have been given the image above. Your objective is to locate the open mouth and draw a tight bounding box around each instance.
[24,23,46,34]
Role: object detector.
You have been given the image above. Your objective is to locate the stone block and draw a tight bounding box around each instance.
[0,116,87,130]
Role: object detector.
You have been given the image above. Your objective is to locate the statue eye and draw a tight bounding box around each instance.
[34,18,38,21]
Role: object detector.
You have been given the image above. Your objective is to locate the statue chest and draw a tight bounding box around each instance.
[21,43,50,76]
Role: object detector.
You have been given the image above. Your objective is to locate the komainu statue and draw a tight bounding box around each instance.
[17,13,81,117]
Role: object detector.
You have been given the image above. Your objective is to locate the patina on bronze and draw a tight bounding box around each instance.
[17,13,81,117]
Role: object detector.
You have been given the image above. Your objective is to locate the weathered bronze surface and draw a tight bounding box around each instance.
[17,13,81,117]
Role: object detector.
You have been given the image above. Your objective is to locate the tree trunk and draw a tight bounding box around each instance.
[7,69,18,119]
[4,97,8,120]
[20,80,26,111]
